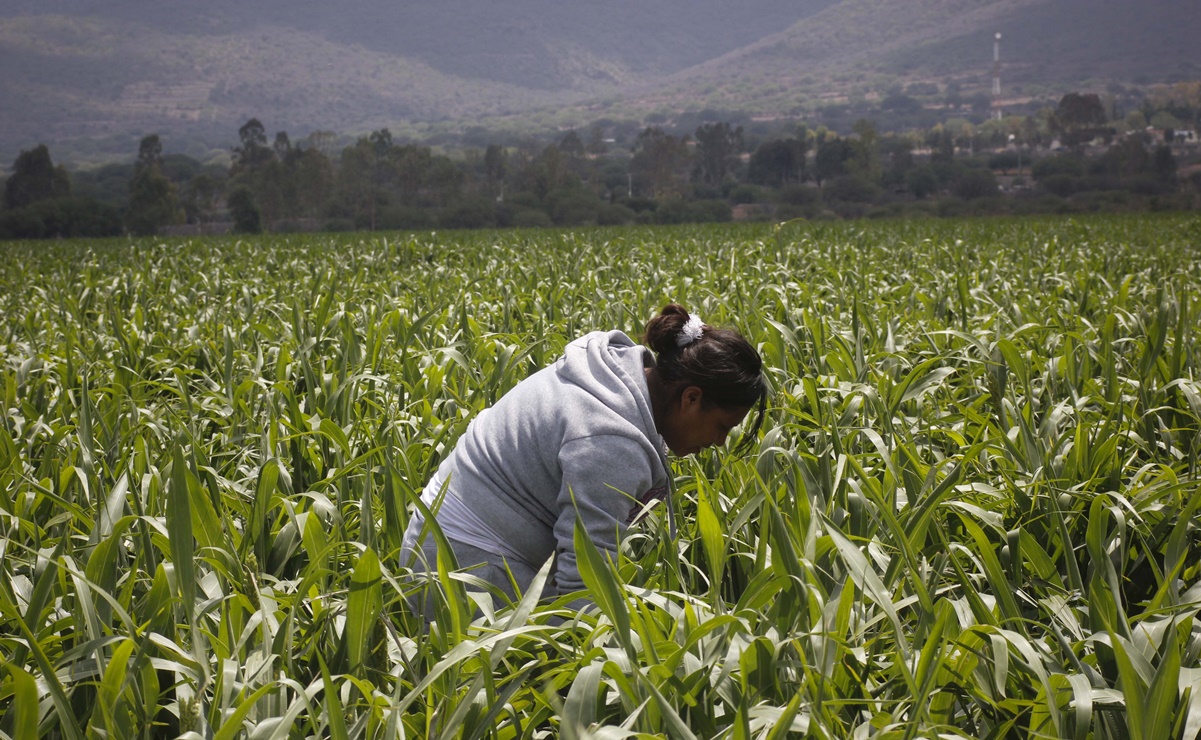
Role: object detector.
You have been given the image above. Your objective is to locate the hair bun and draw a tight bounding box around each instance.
[643,303,692,355]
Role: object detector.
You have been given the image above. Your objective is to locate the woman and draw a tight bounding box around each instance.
[400,303,767,611]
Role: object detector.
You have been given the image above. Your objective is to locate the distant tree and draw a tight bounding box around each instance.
[255,159,293,224]
[233,118,273,173]
[905,167,938,199]
[0,196,121,240]
[559,130,585,160]
[273,131,292,161]
[137,134,164,171]
[1149,111,1184,134]
[183,173,224,224]
[747,137,807,187]
[1152,145,1177,183]
[987,151,1021,174]
[441,195,497,230]
[292,148,334,217]
[924,127,952,165]
[848,119,882,183]
[529,144,565,200]
[227,187,262,233]
[484,144,507,198]
[423,154,465,207]
[587,126,608,157]
[126,134,182,236]
[1032,154,1085,181]
[337,139,379,229]
[881,137,915,189]
[691,122,743,186]
[4,144,70,210]
[546,187,602,226]
[629,127,689,199]
[813,136,852,187]
[393,144,436,204]
[1052,93,1108,146]
[953,169,998,200]
[881,93,922,113]
[1125,110,1149,132]
[824,175,881,204]
[1092,137,1150,178]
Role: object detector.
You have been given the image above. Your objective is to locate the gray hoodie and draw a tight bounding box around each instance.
[414,329,670,595]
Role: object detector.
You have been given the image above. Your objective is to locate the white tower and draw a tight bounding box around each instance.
[992,32,1002,120]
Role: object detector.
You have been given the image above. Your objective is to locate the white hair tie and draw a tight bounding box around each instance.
[677,313,705,347]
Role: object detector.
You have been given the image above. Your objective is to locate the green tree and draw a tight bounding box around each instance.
[953,169,998,200]
[233,118,273,174]
[126,135,182,236]
[1052,93,1108,146]
[814,136,852,187]
[483,144,507,199]
[881,136,915,190]
[848,119,882,184]
[1152,145,1177,183]
[0,196,122,239]
[137,134,163,171]
[747,137,807,187]
[423,154,465,207]
[927,126,955,164]
[905,167,938,199]
[292,148,334,218]
[629,127,689,200]
[183,174,225,225]
[692,122,743,187]
[336,139,379,229]
[4,144,71,210]
[227,187,262,233]
[392,144,435,205]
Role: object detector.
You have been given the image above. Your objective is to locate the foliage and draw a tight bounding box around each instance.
[953,168,999,200]
[0,196,122,239]
[125,136,183,237]
[2,216,1201,737]
[226,187,262,233]
[3,145,71,211]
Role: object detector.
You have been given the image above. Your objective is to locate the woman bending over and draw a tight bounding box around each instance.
[400,303,768,610]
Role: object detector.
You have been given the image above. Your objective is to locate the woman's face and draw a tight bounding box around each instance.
[661,386,750,457]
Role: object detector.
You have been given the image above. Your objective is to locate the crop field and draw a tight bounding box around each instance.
[2,215,1201,739]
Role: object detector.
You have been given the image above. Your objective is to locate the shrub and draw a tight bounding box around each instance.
[905,167,938,199]
[953,169,999,200]
[227,187,262,234]
[511,209,553,228]
[547,190,602,226]
[596,203,634,226]
[1040,175,1081,198]
[1032,153,1085,180]
[440,196,498,230]
[824,175,882,204]
[776,184,822,206]
[727,184,767,204]
[0,196,122,239]
[378,205,435,230]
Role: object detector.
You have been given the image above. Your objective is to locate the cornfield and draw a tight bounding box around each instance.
[2,215,1200,739]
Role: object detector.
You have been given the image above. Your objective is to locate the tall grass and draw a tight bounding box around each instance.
[2,215,1200,738]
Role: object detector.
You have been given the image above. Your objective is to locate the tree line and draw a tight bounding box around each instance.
[2,92,1199,240]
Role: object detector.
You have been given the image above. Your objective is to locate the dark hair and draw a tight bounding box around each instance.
[644,303,768,454]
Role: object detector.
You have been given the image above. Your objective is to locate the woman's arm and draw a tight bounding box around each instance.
[551,434,659,595]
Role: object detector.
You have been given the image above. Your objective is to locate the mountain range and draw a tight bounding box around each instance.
[1,0,1198,166]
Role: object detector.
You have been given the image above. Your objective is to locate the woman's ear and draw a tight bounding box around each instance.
[680,385,704,410]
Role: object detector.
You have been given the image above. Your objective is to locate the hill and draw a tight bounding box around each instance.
[0,0,1197,165]
[631,0,1201,118]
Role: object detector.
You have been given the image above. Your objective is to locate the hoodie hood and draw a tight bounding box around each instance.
[556,330,661,447]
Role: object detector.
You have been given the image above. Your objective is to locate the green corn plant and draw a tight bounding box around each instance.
[1,215,1200,738]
